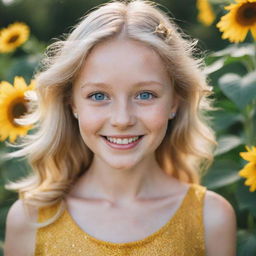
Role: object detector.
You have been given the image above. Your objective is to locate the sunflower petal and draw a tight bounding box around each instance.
[197,0,216,26]
[250,24,256,40]
[14,76,27,90]
[0,81,15,95]
[239,145,256,192]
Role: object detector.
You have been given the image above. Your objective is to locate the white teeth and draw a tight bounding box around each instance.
[106,136,140,144]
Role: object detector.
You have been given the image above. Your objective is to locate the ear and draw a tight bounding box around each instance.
[68,91,76,112]
[69,101,78,119]
[70,102,77,114]
[169,96,179,115]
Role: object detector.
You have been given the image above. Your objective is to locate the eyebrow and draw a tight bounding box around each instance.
[80,81,164,89]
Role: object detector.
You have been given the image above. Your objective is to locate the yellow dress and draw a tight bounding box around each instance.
[35,183,206,256]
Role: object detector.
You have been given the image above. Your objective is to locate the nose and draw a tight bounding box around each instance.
[110,99,136,128]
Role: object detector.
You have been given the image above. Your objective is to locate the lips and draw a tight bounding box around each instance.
[101,135,144,139]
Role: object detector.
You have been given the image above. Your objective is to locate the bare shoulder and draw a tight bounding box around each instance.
[203,190,237,256]
[4,199,38,256]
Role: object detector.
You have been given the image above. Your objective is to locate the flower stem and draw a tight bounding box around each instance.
[243,40,256,145]
[254,41,256,70]
[246,35,256,71]
[243,103,255,146]
[247,212,255,232]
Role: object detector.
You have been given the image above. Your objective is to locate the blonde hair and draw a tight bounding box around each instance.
[4,0,216,227]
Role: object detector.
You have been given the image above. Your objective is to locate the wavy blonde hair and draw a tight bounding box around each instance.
[4,0,216,227]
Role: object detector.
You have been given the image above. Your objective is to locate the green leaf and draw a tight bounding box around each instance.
[235,179,256,217]
[218,71,256,110]
[0,145,9,166]
[7,55,41,82]
[237,230,256,256]
[202,159,241,189]
[0,55,14,80]
[212,111,243,131]
[224,54,254,70]
[21,35,46,54]
[205,55,252,75]
[214,135,243,156]
[204,58,225,75]
[209,0,232,3]
[211,43,254,58]
[0,240,3,249]
[216,98,239,112]
[206,43,255,72]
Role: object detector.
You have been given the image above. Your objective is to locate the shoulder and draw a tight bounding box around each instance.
[203,189,237,256]
[4,199,38,256]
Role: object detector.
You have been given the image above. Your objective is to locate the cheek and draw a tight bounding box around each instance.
[141,105,170,150]
[77,107,106,136]
[141,104,169,130]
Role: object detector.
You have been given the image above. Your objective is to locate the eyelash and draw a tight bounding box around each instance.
[87,91,157,101]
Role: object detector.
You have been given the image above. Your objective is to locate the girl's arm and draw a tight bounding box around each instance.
[4,200,37,256]
[204,191,237,256]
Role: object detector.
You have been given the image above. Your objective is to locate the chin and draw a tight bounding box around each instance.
[103,158,141,170]
[108,163,137,170]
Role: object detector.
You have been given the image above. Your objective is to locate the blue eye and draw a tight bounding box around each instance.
[89,92,108,101]
[137,92,155,100]
[88,91,156,101]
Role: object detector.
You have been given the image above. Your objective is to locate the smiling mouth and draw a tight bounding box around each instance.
[100,135,144,145]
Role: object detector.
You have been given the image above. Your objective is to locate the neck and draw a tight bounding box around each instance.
[70,154,171,206]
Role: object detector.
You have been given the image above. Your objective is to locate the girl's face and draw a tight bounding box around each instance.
[72,38,178,170]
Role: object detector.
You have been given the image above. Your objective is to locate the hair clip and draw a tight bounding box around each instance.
[154,23,172,40]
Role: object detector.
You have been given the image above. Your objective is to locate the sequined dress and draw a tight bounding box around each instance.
[34,183,206,255]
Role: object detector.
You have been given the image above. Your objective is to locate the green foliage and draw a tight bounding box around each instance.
[219,71,256,110]
[237,230,256,255]
[202,39,256,253]
[202,159,241,189]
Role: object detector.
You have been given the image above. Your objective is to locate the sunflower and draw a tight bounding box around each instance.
[239,146,256,192]
[196,0,216,26]
[0,22,30,53]
[216,0,256,43]
[0,76,36,143]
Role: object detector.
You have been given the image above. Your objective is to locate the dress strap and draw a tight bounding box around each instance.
[191,183,207,204]
[38,201,63,223]
[181,183,206,254]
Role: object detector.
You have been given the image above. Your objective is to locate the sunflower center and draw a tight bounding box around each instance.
[236,3,256,26]
[8,97,28,126]
[8,34,20,44]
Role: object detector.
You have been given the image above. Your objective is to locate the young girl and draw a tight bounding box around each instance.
[4,0,236,255]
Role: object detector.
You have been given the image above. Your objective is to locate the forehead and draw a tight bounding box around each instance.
[74,38,171,88]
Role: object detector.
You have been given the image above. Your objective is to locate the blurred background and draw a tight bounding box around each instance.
[0,0,256,255]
